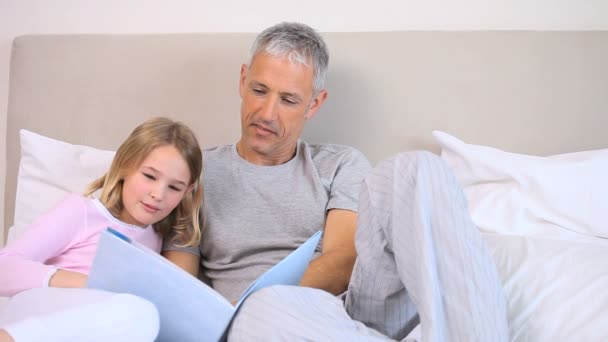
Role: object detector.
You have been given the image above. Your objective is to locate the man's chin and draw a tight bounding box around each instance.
[249,144,273,157]
[245,135,273,149]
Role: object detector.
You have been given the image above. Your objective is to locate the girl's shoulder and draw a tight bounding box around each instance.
[49,193,105,220]
[58,193,95,209]
[44,193,88,211]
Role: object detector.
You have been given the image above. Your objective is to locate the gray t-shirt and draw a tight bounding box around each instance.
[164,140,371,302]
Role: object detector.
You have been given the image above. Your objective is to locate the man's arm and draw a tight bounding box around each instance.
[299,208,357,295]
[163,250,200,277]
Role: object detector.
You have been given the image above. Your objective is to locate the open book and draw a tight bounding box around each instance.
[87,228,322,342]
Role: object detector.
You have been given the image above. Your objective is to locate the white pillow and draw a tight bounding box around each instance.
[433,131,608,239]
[12,130,115,239]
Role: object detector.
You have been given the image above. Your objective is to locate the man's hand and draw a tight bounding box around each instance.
[49,269,88,288]
[299,209,357,295]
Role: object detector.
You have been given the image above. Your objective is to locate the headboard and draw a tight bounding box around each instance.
[5,31,608,240]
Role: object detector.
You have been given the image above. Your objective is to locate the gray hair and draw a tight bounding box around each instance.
[247,22,329,95]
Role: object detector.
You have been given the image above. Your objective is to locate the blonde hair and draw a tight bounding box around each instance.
[86,117,203,247]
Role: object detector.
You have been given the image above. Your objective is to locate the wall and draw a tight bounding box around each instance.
[1,0,607,245]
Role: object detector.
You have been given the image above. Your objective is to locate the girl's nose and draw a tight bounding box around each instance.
[149,188,164,201]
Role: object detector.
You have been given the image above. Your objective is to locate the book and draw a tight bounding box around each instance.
[87,228,322,342]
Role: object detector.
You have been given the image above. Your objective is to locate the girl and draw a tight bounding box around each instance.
[0,117,203,342]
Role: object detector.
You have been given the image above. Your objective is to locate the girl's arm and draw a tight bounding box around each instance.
[48,269,88,288]
[0,194,89,296]
[163,250,200,277]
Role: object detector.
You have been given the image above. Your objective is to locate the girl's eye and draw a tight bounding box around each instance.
[169,185,183,192]
[143,173,155,180]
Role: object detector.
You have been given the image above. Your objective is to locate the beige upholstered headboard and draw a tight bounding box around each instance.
[5,31,608,241]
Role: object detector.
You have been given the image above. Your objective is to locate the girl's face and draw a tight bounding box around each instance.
[119,144,192,227]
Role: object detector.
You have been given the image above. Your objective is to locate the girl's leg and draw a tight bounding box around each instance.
[346,151,508,342]
[0,287,159,342]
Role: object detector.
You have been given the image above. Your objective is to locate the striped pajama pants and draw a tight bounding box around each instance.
[229,151,508,342]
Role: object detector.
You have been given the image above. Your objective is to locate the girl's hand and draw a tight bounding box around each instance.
[0,329,15,342]
[49,269,88,288]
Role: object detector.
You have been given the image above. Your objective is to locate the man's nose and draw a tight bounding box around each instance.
[257,97,278,122]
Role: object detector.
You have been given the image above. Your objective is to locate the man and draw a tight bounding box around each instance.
[165,22,508,341]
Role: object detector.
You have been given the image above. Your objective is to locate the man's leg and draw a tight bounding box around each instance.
[229,285,394,342]
[345,151,508,341]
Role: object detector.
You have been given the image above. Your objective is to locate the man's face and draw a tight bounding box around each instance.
[238,53,327,165]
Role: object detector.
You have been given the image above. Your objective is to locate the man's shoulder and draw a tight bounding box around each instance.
[300,140,369,164]
[301,140,362,156]
[201,145,234,177]
[203,144,233,154]
[202,144,233,160]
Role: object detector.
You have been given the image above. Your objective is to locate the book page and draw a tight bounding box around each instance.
[88,228,322,342]
[235,230,322,308]
[88,229,234,342]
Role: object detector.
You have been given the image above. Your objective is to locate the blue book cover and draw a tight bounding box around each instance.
[87,228,322,342]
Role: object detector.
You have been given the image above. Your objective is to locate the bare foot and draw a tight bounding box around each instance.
[0,329,14,342]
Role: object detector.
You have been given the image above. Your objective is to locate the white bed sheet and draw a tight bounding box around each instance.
[3,227,606,341]
[482,232,608,341]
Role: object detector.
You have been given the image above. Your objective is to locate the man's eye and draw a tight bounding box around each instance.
[282,98,297,105]
[252,88,265,95]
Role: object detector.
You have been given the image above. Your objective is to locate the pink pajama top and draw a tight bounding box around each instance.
[0,194,162,296]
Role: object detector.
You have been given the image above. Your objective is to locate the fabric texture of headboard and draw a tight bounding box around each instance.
[5,31,608,240]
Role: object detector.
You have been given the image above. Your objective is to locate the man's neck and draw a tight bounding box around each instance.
[236,141,297,166]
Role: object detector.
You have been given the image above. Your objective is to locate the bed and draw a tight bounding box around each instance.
[2,31,608,341]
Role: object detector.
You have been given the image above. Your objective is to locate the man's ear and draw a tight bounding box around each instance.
[239,64,248,98]
[304,90,328,120]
